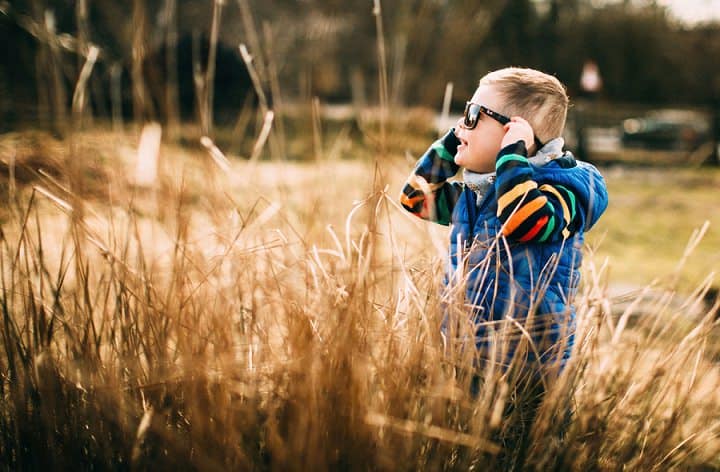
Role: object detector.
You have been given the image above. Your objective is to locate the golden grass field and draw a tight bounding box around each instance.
[0,126,719,470]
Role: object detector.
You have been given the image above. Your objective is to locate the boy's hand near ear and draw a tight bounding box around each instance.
[501,116,536,153]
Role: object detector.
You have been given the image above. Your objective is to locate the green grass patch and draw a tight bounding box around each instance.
[589,166,720,289]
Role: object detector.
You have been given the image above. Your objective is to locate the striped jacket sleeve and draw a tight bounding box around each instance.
[399,129,463,226]
[495,141,581,242]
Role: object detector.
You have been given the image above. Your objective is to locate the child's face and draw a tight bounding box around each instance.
[454,84,506,173]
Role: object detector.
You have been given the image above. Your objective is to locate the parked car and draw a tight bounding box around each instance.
[621,109,710,151]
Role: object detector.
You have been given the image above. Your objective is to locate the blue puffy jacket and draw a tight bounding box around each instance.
[448,159,607,368]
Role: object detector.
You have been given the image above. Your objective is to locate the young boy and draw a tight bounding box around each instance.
[400,67,608,376]
[400,67,608,467]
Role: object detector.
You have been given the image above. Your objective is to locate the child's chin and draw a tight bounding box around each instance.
[454,152,469,168]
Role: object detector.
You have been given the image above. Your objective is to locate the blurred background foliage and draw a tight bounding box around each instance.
[1,0,720,131]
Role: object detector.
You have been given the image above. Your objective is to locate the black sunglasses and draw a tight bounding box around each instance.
[463,101,544,150]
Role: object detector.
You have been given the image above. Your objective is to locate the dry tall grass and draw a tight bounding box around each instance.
[0,130,718,471]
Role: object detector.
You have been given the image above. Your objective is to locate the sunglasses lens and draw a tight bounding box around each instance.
[464,103,480,129]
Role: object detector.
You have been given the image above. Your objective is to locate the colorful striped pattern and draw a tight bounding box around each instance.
[495,141,580,242]
[400,130,463,226]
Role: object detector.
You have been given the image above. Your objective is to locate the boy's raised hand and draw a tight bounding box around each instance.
[501,116,535,152]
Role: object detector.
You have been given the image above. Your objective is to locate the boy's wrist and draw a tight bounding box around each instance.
[436,128,461,161]
[497,140,528,159]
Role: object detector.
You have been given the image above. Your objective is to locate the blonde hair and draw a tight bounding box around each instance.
[480,67,569,144]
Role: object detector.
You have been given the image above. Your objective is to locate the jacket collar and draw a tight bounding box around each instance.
[531,137,565,164]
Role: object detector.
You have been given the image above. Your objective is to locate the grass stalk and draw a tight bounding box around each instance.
[373,0,389,156]
[204,0,224,136]
[440,82,453,137]
[162,0,181,140]
[131,0,150,126]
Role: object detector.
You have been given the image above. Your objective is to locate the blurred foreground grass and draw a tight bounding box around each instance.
[0,128,718,470]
